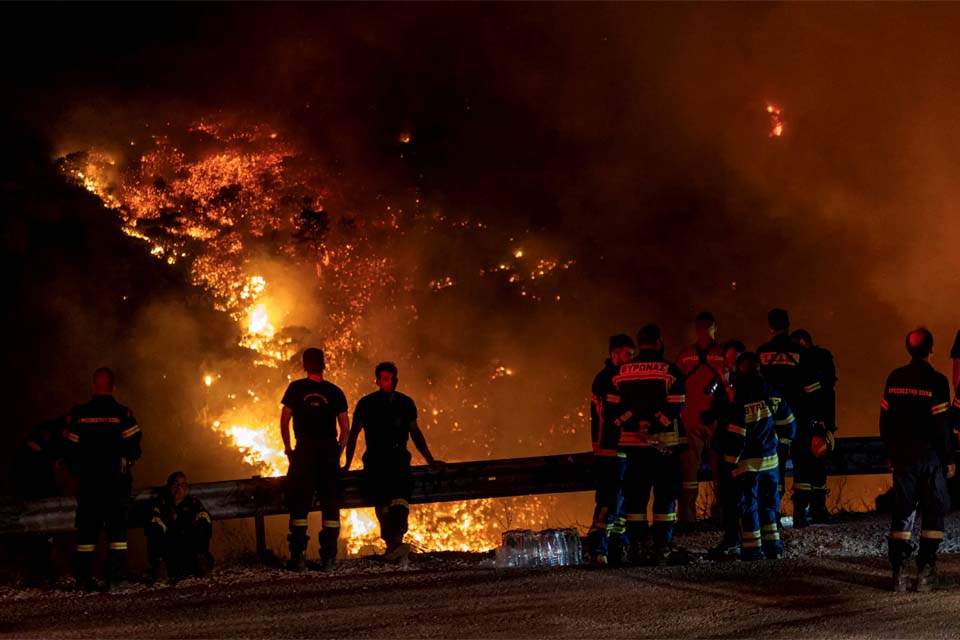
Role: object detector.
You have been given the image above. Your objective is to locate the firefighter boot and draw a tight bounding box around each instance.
[74,550,97,593]
[151,559,169,585]
[809,492,832,525]
[915,562,937,592]
[105,549,131,593]
[791,493,810,529]
[889,539,913,593]
[286,533,308,573]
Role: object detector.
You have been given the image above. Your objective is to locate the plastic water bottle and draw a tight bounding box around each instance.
[561,528,583,565]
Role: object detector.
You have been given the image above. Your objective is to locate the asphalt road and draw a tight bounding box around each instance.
[1,554,958,639]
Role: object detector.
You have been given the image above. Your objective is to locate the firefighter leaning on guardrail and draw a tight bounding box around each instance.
[880,328,955,592]
[607,324,689,566]
[144,471,213,583]
[587,334,634,565]
[718,352,795,561]
[63,367,141,592]
[345,361,443,565]
[280,347,349,573]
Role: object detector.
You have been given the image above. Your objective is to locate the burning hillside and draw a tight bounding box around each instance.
[57,117,586,554]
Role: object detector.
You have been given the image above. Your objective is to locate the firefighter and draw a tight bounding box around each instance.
[791,328,839,523]
[676,312,725,528]
[720,352,796,560]
[144,471,213,582]
[344,362,442,565]
[606,324,688,565]
[11,417,65,584]
[880,328,955,592]
[63,368,141,592]
[703,339,746,559]
[587,334,635,565]
[280,347,349,572]
[756,308,823,528]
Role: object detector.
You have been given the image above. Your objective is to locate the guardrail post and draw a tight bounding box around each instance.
[252,475,268,562]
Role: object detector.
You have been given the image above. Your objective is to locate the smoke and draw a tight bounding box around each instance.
[5,3,960,504]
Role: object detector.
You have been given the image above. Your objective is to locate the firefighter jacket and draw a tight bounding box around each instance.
[606,349,686,449]
[677,341,725,433]
[807,345,838,431]
[64,394,141,481]
[721,376,796,477]
[879,359,954,470]
[757,333,823,423]
[590,359,623,456]
[148,494,212,537]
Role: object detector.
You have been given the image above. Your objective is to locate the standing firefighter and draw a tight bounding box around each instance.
[64,368,141,592]
[145,472,214,582]
[587,334,635,565]
[607,325,688,565]
[720,352,795,560]
[791,328,839,523]
[676,312,725,527]
[281,348,349,572]
[756,308,823,527]
[880,328,955,592]
[345,362,442,564]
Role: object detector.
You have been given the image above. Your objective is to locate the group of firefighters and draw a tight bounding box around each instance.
[588,311,960,591]
[10,313,960,593]
[13,352,440,591]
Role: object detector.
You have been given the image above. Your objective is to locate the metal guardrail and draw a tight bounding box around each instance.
[0,437,890,540]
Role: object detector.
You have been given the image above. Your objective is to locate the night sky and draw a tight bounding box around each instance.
[3,3,959,493]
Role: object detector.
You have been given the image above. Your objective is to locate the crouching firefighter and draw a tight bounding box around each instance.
[344,362,443,565]
[587,334,635,564]
[607,325,689,565]
[281,348,349,572]
[880,328,955,592]
[720,352,795,561]
[64,368,142,592]
[145,472,213,582]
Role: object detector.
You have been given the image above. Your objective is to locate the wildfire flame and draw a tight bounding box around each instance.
[766,103,784,137]
[59,117,573,555]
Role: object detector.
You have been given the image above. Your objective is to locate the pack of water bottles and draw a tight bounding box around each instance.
[497,528,583,567]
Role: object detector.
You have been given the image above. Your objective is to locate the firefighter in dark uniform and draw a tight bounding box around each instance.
[606,325,688,565]
[63,368,141,592]
[344,362,442,565]
[720,352,796,560]
[791,328,838,523]
[756,309,824,528]
[144,471,213,582]
[281,348,349,572]
[880,328,955,592]
[12,417,65,584]
[704,340,746,559]
[587,334,635,565]
[676,312,725,528]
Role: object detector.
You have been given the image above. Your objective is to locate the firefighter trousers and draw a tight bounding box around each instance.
[678,425,718,524]
[362,451,414,550]
[588,453,627,559]
[285,442,341,562]
[736,467,781,559]
[622,447,679,548]
[791,430,828,517]
[889,450,950,569]
[74,475,131,584]
[717,462,742,547]
[146,518,213,576]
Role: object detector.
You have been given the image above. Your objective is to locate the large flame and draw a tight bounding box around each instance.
[59,117,573,554]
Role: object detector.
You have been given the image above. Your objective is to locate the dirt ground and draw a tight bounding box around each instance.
[1,553,959,638]
[3,512,960,639]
